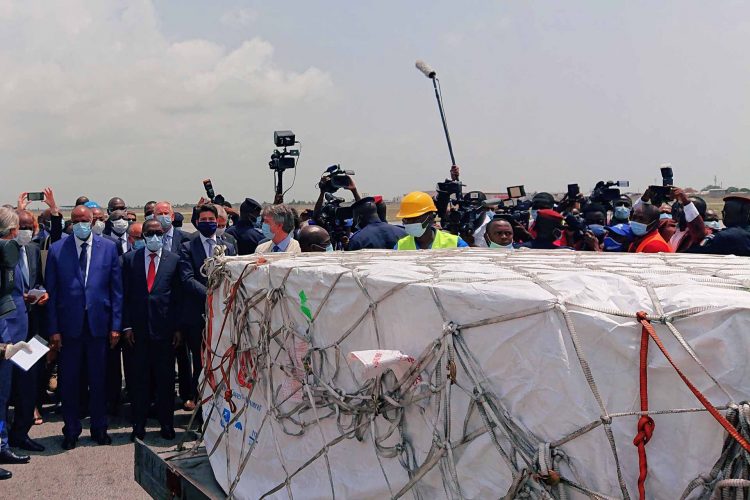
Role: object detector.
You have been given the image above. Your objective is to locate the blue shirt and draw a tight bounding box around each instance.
[273,233,294,252]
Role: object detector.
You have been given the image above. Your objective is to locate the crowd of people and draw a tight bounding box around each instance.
[0,169,749,481]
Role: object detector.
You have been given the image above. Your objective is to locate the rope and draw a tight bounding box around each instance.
[633,312,655,500]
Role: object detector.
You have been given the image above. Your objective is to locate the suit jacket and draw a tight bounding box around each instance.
[104,233,131,256]
[225,221,265,255]
[178,236,235,328]
[2,244,43,343]
[45,235,123,339]
[122,248,181,340]
[167,228,189,254]
[254,238,301,254]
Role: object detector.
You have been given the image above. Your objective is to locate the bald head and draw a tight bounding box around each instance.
[298,225,331,252]
[71,205,93,223]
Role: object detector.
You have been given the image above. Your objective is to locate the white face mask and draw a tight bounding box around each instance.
[489,241,514,249]
[111,219,129,235]
[216,227,226,237]
[15,229,33,246]
[92,220,106,235]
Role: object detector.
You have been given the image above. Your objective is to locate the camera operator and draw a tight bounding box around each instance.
[628,202,672,253]
[347,197,406,250]
[313,172,361,219]
[668,189,709,252]
[519,210,570,250]
[690,193,750,256]
[395,192,469,250]
[484,216,517,249]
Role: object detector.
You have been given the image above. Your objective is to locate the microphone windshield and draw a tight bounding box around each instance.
[415,60,436,79]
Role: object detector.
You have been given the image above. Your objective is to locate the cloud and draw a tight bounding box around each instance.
[0,0,332,203]
[220,7,258,27]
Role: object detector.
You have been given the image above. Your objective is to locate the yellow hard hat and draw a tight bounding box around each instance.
[396,191,438,219]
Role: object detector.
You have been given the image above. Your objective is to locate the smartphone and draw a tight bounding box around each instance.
[507,185,526,199]
[202,179,215,201]
[567,184,580,198]
[27,192,45,202]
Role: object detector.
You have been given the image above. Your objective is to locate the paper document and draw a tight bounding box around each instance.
[27,288,46,302]
[10,335,49,371]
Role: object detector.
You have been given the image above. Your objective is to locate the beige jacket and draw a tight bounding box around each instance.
[254,238,301,254]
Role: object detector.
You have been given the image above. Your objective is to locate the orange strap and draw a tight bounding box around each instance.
[633,312,655,500]
[635,312,750,456]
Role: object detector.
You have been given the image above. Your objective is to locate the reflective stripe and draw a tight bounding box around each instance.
[397,230,459,250]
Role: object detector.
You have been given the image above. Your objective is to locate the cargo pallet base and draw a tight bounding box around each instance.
[134,439,224,500]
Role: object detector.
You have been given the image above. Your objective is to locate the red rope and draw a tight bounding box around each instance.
[633,311,655,500]
[634,311,750,500]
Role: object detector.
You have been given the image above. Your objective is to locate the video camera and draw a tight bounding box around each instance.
[494,185,532,227]
[269,130,299,171]
[648,164,674,206]
[317,193,354,249]
[0,240,20,319]
[440,190,489,237]
[318,165,355,194]
[590,180,630,208]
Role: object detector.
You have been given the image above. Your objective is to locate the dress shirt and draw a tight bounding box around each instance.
[163,226,174,251]
[75,235,93,285]
[144,247,162,276]
[19,246,29,291]
[273,233,293,252]
[199,233,218,259]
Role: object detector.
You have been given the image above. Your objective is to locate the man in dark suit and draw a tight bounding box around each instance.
[46,205,123,449]
[103,209,131,256]
[6,211,47,453]
[122,219,182,441]
[225,198,264,255]
[178,204,235,408]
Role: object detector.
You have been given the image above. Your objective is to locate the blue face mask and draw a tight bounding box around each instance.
[614,206,630,220]
[196,221,217,238]
[145,235,163,252]
[659,213,672,220]
[133,239,146,250]
[73,222,92,241]
[156,215,172,230]
[603,237,623,252]
[261,223,274,240]
[325,244,334,252]
[630,221,649,236]
[144,214,154,221]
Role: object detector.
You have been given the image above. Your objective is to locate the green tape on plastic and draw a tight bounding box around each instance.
[299,290,312,321]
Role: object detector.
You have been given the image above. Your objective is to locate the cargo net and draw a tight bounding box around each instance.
[179,249,750,500]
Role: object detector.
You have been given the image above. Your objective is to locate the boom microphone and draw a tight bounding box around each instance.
[415,60,436,79]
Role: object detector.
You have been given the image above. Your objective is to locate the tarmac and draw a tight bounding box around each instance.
[1,403,197,499]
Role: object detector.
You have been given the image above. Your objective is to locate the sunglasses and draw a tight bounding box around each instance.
[143,231,164,237]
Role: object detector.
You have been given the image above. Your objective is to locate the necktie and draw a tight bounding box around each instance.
[79,242,88,284]
[206,238,215,257]
[120,237,127,253]
[19,247,29,291]
[272,245,281,252]
[163,234,171,251]
[147,253,156,292]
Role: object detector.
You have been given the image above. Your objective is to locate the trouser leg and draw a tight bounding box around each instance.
[9,359,39,439]
[59,337,83,439]
[186,325,203,402]
[152,340,175,429]
[85,336,108,434]
[130,332,148,431]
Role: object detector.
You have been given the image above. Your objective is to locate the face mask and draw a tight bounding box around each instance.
[216,227,226,237]
[530,210,538,221]
[404,217,430,238]
[261,223,274,239]
[133,239,146,250]
[603,237,623,252]
[705,221,721,231]
[91,220,105,235]
[144,214,154,221]
[659,213,672,220]
[630,221,649,236]
[196,221,217,238]
[145,235,163,252]
[614,206,630,220]
[111,219,129,235]
[156,215,172,230]
[489,241,514,249]
[15,229,33,246]
[73,222,92,240]
[325,244,334,252]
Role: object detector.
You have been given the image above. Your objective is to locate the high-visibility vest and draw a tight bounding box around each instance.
[397,230,459,250]
[633,231,672,253]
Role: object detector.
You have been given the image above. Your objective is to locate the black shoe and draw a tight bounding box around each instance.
[0,449,30,464]
[62,437,77,450]
[8,436,45,452]
[92,431,112,445]
[130,428,145,442]
[160,427,176,440]
[0,467,11,480]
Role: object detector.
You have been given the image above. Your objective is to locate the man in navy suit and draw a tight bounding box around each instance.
[179,204,235,409]
[103,209,131,256]
[122,219,182,441]
[153,201,191,407]
[46,205,123,449]
[5,211,47,453]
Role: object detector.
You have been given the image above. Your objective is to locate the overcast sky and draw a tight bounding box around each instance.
[1,1,749,207]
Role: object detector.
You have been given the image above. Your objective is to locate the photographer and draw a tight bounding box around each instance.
[348,197,406,250]
[669,189,709,252]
